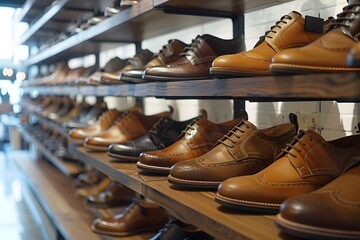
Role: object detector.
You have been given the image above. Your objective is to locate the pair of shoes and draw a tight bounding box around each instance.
[166,114,298,189]
[91,199,169,236]
[212,2,360,75]
[141,34,245,82]
[214,129,360,213]
[107,110,205,162]
[68,108,123,144]
[83,107,173,151]
[136,109,248,173]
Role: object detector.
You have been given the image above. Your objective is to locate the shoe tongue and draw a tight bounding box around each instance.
[288,11,302,18]
[302,129,325,142]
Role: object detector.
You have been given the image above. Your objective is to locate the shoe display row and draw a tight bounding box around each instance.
[25,2,360,87]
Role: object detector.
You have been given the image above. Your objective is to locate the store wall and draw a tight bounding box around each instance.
[96,0,357,140]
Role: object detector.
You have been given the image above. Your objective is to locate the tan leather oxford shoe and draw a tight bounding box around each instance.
[216,130,360,213]
[84,108,173,151]
[68,108,121,144]
[210,11,326,76]
[271,1,360,73]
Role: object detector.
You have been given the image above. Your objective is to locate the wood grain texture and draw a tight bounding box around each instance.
[12,150,152,240]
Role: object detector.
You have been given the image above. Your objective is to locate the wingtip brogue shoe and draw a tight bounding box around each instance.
[168,120,297,189]
[215,130,360,213]
[275,166,360,240]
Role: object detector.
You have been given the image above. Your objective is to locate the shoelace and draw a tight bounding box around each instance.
[180,36,202,58]
[254,14,293,47]
[328,3,360,31]
[281,130,313,158]
[218,120,250,148]
[181,117,204,136]
[149,117,167,135]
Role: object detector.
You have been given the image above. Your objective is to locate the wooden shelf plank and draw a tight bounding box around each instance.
[21,72,360,102]
[68,146,284,240]
[18,126,84,176]
[12,151,101,240]
[12,150,152,240]
[69,145,165,194]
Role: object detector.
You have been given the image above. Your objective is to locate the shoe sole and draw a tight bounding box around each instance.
[270,63,360,74]
[107,152,139,163]
[275,214,360,240]
[214,192,280,214]
[167,175,220,189]
[136,161,171,174]
[210,67,272,77]
[143,74,210,82]
[120,75,146,83]
[83,142,109,151]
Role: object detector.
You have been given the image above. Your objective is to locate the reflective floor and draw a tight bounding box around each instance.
[0,149,47,240]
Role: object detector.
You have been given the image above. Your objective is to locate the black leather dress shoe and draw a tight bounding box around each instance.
[107,116,196,162]
[149,219,214,240]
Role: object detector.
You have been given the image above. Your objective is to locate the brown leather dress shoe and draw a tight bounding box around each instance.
[143,34,245,81]
[84,108,173,151]
[168,119,297,188]
[216,130,360,213]
[85,182,135,208]
[137,110,248,174]
[120,39,187,83]
[275,166,360,240]
[271,1,360,73]
[210,11,326,76]
[68,108,121,144]
[91,200,169,236]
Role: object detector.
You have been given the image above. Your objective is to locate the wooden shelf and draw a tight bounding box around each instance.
[18,126,84,176]
[21,72,360,102]
[12,151,101,240]
[68,145,283,240]
[12,150,151,240]
[23,0,294,66]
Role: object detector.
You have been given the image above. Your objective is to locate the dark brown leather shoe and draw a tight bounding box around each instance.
[137,110,248,174]
[91,200,169,236]
[68,108,122,144]
[87,57,128,85]
[85,182,135,208]
[84,108,173,151]
[143,34,245,81]
[216,130,360,213]
[100,49,155,84]
[275,166,360,240]
[168,118,297,188]
[271,1,360,73]
[120,39,187,83]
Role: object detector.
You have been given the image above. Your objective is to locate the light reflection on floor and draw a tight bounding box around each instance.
[0,151,47,240]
